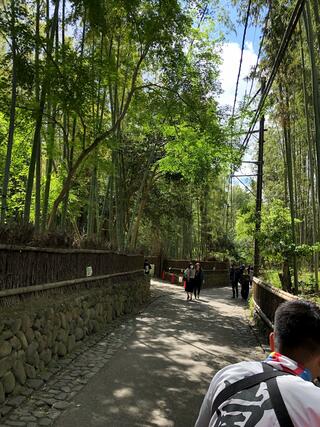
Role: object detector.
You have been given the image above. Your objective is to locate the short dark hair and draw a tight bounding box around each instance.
[274,300,320,354]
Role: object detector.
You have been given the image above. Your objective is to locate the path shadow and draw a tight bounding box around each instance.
[53,282,264,427]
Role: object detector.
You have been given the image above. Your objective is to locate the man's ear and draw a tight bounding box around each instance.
[305,354,320,381]
[314,354,320,379]
[269,332,275,352]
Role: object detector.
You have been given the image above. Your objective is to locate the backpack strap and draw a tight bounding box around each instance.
[211,363,293,426]
[266,376,294,427]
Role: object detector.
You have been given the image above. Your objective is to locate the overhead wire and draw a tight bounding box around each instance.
[228,0,305,228]
[227,2,269,227]
[188,2,209,52]
[242,24,258,102]
[237,7,270,137]
[247,7,270,102]
[228,0,252,229]
[228,6,271,218]
[244,87,261,109]
[241,0,307,151]
[231,0,252,118]
[233,176,255,196]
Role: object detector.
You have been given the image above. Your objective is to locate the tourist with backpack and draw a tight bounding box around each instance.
[195,300,320,426]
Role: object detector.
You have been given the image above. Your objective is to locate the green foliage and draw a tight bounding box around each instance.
[235,198,255,262]
[0,0,243,258]
[260,270,282,289]
[263,129,286,203]
[0,111,32,218]
[159,123,232,184]
[259,199,293,263]
[259,200,315,264]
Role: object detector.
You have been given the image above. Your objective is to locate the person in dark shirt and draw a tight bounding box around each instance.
[233,265,245,299]
[240,273,250,300]
[184,263,195,301]
[194,262,204,299]
[144,259,152,274]
[231,265,241,298]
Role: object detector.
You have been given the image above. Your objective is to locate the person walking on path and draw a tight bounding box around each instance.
[184,263,195,301]
[231,264,242,298]
[195,300,320,426]
[229,264,236,298]
[233,265,245,298]
[194,262,204,300]
[144,259,152,274]
[240,273,250,300]
[248,265,254,287]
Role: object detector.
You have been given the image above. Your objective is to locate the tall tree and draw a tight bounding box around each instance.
[23,0,60,223]
[1,0,17,222]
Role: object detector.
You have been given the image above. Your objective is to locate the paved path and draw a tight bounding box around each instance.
[2,281,265,427]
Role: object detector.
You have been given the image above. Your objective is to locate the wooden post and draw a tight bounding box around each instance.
[254,78,266,277]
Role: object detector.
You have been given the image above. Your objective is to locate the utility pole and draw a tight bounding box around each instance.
[253,78,266,277]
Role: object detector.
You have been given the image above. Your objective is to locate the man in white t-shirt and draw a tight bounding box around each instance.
[195,300,320,426]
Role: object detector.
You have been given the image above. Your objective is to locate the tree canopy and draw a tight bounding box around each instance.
[4,0,320,293]
[0,0,237,257]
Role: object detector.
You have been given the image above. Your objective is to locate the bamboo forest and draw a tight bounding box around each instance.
[0,0,320,297]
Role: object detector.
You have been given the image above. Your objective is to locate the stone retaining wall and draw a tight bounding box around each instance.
[0,275,150,404]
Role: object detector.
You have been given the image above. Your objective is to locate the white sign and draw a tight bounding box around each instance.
[86,266,93,277]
